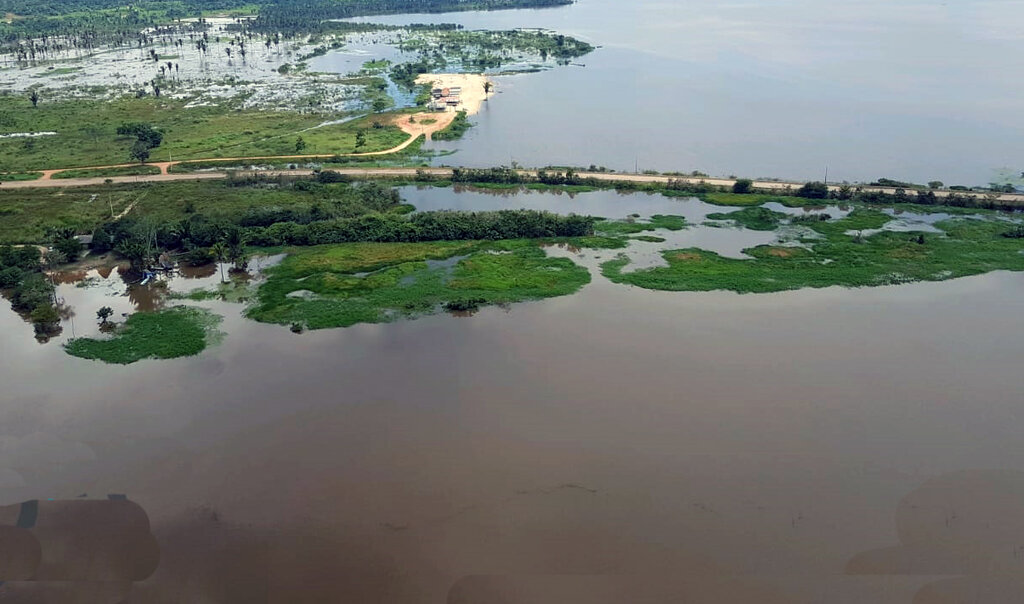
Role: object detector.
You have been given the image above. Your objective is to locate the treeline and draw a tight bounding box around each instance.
[249,0,571,32]
[91,207,592,253]
[1,0,571,51]
[244,210,594,246]
[79,176,592,271]
[443,168,1024,212]
[0,244,59,335]
[449,166,586,185]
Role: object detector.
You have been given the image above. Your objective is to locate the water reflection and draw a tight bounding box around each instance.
[33,256,283,344]
[848,470,1024,602]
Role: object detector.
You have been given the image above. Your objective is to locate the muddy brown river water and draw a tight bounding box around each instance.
[2,189,1024,602]
[3,246,1024,601]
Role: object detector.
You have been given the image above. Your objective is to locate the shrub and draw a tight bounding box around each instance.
[732,179,753,194]
[317,170,350,184]
[796,181,829,199]
[1002,225,1024,239]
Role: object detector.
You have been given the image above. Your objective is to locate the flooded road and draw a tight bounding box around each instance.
[3,216,1024,600]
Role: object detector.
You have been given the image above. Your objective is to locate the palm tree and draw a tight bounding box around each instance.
[210,242,228,282]
[483,81,493,97]
[116,239,150,272]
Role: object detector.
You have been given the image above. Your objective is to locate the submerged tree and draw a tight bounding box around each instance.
[210,242,228,282]
[97,306,114,324]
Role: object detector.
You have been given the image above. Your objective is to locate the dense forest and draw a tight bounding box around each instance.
[1,0,574,59]
[0,0,571,17]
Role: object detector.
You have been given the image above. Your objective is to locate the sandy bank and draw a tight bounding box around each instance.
[415,73,494,115]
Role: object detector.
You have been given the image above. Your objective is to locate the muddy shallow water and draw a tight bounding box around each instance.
[3,234,1024,600]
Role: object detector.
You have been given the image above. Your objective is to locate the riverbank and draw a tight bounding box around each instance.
[4,166,1022,208]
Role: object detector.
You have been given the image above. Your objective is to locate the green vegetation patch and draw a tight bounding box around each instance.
[603,211,1024,293]
[595,214,686,235]
[65,306,223,364]
[706,206,787,231]
[0,96,409,171]
[703,192,794,207]
[0,179,405,244]
[432,111,472,141]
[247,240,590,329]
[0,172,42,181]
[52,165,162,179]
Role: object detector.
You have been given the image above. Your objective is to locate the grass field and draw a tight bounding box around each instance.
[0,171,42,181]
[246,240,591,329]
[603,210,1024,293]
[52,165,162,179]
[0,179,397,243]
[64,306,222,364]
[0,95,409,171]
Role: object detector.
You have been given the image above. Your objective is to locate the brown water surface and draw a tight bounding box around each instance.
[2,253,1024,601]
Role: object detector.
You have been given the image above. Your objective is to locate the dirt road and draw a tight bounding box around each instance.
[17,111,448,185]
[3,165,1022,206]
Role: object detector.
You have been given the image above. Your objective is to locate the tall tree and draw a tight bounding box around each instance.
[210,242,228,282]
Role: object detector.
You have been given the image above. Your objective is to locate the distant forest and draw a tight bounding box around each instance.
[0,0,573,19]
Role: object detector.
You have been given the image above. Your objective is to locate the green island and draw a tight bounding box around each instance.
[595,214,687,235]
[603,208,1024,293]
[64,306,223,364]
[245,240,592,330]
[705,206,788,231]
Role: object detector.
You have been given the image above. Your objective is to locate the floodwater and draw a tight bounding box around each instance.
[3,187,1024,601]
[341,0,1024,187]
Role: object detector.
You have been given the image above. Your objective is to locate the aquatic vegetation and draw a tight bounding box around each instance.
[595,215,686,235]
[702,192,793,207]
[705,206,787,231]
[246,240,590,329]
[603,212,1024,293]
[64,307,223,364]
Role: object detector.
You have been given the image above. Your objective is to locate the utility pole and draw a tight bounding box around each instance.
[824,165,829,186]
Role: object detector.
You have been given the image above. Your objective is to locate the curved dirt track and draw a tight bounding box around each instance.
[18,110,452,185]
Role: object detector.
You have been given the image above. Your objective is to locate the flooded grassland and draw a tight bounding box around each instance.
[0,18,591,173]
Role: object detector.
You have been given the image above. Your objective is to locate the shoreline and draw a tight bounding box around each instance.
[414,73,494,115]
